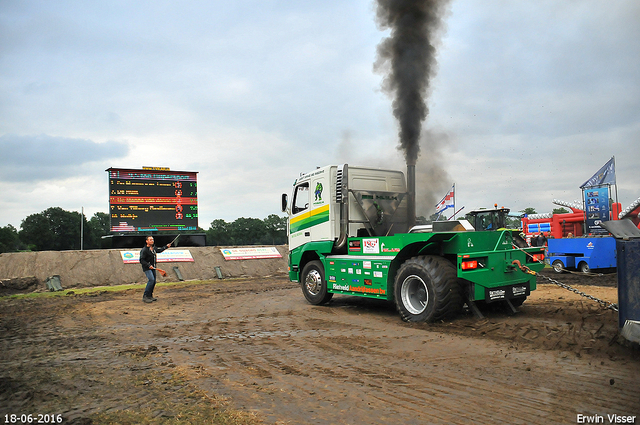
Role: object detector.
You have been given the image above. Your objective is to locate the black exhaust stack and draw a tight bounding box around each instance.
[407,161,416,228]
[375,0,449,230]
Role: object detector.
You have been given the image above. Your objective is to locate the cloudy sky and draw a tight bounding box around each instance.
[1,0,639,230]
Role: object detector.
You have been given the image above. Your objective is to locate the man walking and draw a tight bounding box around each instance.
[139,236,171,303]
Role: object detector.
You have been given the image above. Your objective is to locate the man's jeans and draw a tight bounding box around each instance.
[144,269,156,298]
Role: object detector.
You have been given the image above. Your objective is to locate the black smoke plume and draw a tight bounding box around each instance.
[374,0,449,165]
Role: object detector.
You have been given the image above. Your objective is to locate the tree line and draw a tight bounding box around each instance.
[205,215,286,246]
[0,207,111,252]
[0,205,569,253]
[0,207,287,253]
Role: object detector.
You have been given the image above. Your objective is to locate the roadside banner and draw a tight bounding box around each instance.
[120,249,194,264]
[220,247,282,260]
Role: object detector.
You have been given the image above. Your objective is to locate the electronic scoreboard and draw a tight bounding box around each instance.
[107,167,198,232]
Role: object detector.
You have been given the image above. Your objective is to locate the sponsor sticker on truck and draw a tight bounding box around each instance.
[363,238,380,254]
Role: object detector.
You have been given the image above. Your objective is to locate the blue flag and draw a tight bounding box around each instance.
[580,157,616,189]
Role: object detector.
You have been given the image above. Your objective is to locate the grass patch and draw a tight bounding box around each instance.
[0,278,242,302]
[90,368,261,425]
[92,406,261,425]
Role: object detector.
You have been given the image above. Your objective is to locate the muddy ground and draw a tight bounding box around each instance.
[1,269,638,425]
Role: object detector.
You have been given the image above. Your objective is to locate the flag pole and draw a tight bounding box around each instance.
[453,183,455,220]
[613,156,618,207]
[80,206,84,251]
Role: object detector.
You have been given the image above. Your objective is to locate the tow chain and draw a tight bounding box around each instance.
[510,244,619,312]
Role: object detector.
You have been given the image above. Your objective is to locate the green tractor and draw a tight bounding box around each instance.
[466,206,528,248]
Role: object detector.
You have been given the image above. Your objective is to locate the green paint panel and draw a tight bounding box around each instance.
[324,257,392,300]
[288,241,335,282]
[289,230,547,304]
[289,209,330,233]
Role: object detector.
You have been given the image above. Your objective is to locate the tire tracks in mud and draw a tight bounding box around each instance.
[1,278,638,424]
[155,287,639,424]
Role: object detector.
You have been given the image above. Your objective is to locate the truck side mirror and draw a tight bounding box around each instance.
[281,193,288,212]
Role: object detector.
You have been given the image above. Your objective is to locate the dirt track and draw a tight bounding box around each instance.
[1,270,638,424]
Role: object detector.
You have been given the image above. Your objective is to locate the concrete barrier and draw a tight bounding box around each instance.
[0,246,289,293]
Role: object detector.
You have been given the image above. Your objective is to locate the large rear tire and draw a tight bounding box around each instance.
[301,260,333,305]
[394,256,462,322]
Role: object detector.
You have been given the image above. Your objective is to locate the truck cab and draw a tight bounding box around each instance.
[282,165,408,251]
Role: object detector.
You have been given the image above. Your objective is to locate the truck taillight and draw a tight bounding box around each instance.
[461,260,478,270]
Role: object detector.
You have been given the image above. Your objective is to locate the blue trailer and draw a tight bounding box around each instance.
[548,236,617,273]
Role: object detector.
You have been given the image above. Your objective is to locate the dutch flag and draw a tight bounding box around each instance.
[435,185,455,214]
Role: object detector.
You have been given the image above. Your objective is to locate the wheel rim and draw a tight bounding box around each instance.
[579,263,589,273]
[305,269,323,296]
[401,274,429,315]
[553,261,563,272]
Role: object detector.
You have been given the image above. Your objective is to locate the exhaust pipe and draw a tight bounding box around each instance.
[407,162,416,228]
[334,164,349,250]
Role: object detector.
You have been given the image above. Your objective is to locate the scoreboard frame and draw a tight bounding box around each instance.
[107,167,198,233]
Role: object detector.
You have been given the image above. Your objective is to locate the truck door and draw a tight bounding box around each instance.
[289,182,311,250]
[309,175,331,240]
[289,175,332,251]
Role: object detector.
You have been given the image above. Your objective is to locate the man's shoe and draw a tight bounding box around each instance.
[151,297,158,301]
[143,297,153,303]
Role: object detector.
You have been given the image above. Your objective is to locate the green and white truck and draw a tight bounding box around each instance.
[281,164,545,322]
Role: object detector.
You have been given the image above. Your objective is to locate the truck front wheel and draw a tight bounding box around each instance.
[301,260,333,305]
[552,260,565,273]
[394,256,462,322]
